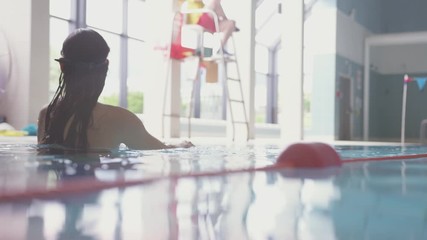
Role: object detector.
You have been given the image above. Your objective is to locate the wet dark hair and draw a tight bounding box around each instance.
[42,28,110,150]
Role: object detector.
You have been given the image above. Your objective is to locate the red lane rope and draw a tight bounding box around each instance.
[0,165,276,202]
[2,151,427,202]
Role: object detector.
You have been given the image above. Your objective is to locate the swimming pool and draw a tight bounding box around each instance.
[0,143,427,239]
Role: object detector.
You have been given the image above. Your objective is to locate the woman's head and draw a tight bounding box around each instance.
[58,28,110,79]
[43,28,110,149]
[61,28,109,66]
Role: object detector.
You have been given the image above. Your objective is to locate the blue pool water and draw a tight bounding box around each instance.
[1,143,427,239]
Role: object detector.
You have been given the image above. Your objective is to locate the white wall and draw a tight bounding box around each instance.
[371,44,427,75]
[304,6,337,141]
[336,10,427,77]
[336,10,372,65]
[305,8,337,56]
[280,0,304,142]
[309,7,370,141]
[0,0,49,129]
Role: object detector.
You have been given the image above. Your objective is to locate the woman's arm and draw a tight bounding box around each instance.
[118,109,193,150]
[121,112,166,150]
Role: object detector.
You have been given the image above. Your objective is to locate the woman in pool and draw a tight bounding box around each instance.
[38,28,193,151]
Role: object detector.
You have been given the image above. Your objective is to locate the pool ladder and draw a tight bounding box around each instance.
[219,36,250,141]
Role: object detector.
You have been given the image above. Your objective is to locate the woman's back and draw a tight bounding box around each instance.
[39,102,168,150]
[86,103,166,150]
[86,103,124,149]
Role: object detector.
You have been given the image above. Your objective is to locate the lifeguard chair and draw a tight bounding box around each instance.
[162,4,249,141]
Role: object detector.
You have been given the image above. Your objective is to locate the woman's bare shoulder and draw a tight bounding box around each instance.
[39,105,48,115]
[95,103,141,124]
[38,105,49,122]
[96,102,132,114]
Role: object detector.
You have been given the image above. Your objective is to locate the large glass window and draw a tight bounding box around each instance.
[255,45,269,123]
[96,30,121,106]
[127,39,148,113]
[128,0,148,40]
[255,0,281,126]
[86,0,123,34]
[49,19,70,94]
[50,0,72,19]
[49,0,73,98]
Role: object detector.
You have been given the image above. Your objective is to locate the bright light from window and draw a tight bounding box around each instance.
[96,30,121,106]
[50,0,72,19]
[128,0,148,40]
[87,0,123,34]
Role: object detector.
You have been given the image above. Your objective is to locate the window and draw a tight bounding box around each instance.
[49,19,70,94]
[255,45,269,123]
[50,0,72,19]
[95,30,121,106]
[128,0,149,39]
[127,39,148,113]
[86,0,123,34]
[255,0,281,125]
[49,0,73,98]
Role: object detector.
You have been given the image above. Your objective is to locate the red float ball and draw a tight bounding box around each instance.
[276,142,342,168]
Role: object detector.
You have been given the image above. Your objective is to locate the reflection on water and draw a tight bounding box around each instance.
[0,143,279,197]
[1,144,427,239]
[336,145,427,159]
